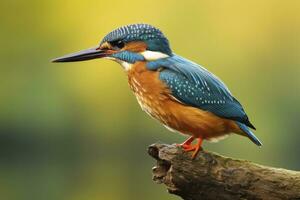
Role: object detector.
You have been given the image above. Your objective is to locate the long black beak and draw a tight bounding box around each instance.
[52,47,110,63]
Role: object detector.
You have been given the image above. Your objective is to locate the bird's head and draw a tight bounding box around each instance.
[52,24,172,69]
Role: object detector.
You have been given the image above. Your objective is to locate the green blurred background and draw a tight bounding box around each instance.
[1,0,300,199]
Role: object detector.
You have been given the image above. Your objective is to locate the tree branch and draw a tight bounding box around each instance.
[148,143,300,200]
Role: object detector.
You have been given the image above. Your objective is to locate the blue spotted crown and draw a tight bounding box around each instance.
[100,24,172,55]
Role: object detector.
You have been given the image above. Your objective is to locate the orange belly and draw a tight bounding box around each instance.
[127,62,242,140]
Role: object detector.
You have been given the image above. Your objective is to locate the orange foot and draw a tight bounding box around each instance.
[176,136,195,149]
[177,137,203,159]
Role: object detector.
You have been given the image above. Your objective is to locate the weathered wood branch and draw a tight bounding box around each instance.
[148,143,300,200]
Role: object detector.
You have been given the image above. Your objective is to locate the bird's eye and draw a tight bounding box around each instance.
[111,40,125,49]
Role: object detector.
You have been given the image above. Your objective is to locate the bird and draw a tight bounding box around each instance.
[52,23,262,159]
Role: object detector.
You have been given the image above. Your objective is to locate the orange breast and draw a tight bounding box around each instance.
[127,62,241,140]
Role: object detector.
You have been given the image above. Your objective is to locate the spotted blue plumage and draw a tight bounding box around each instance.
[147,54,262,146]
[100,24,172,55]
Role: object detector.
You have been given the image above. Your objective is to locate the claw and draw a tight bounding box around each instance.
[176,136,195,147]
[181,144,193,149]
[177,136,203,159]
[183,145,196,152]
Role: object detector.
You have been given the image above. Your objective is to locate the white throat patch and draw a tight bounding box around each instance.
[119,61,132,70]
[106,57,133,71]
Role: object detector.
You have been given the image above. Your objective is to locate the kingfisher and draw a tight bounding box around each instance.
[52,24,262,159]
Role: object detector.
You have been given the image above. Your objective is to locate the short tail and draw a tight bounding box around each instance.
[236,122,262,146]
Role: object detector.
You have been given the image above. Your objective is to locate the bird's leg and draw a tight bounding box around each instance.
[177,136,203,159]
[181,137,203,159]
[176,136,195,149]
[191,137,203,159]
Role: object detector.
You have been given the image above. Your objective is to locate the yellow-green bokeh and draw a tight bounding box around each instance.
[0,0,300,200]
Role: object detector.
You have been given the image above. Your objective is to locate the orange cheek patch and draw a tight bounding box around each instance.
[124,41,147,52]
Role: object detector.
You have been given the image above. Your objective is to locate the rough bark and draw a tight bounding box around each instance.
[148,143,300,200]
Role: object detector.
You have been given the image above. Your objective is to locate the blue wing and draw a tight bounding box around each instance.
[147,54,256,130]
